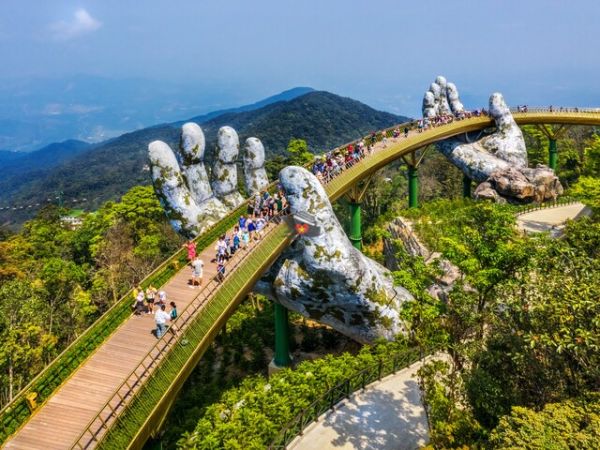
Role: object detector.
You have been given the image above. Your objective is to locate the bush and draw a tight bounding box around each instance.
[177,340,413,449]
[489,395,600,449]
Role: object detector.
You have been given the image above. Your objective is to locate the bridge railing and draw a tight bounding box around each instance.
[267,346,432,449]
[510,106,600,114]
[515,196,579,216]
[72,219,292,449]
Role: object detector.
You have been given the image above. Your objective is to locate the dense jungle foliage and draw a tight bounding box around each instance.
[0,186,181,405]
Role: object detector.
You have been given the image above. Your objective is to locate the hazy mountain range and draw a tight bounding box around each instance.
[0,75,314,152]
[0,88,409,227]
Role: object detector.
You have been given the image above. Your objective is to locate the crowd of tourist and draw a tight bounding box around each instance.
[131,285,178,338]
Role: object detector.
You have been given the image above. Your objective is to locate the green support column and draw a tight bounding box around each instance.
[408,165,419,208]
[273,303,291,367]
[548,138,558,171]
[348,201,362,250]
[462,175,472,198]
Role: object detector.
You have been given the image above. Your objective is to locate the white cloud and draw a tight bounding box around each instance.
[49,8,102,41]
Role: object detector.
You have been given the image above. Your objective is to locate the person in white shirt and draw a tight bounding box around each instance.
[155,304,171,338]
[191,256,204,287]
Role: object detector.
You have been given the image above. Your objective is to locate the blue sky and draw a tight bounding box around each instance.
[1,0,599,118]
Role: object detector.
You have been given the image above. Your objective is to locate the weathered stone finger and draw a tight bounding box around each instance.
[446,82,464,115]
[434,75,452,115]
[148,140,203,238]
[243,137,269,196]
[179,122,213,204]
[212,126,245,209]
[422,91,437,119]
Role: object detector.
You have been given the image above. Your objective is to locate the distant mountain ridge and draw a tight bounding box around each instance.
[1,90,409,227]
[184,87,315,124]
[0,140,91,170]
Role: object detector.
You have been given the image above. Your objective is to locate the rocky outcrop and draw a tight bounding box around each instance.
[423,76,563,203]
[475,165,563,203]
[383,217,461,302]
[270,167,413,344]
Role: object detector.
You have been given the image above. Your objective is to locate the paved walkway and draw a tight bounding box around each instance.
[289,359,431,450]
[517,202,592,236]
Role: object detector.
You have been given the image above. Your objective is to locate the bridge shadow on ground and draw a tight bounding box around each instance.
[316,378,428,450]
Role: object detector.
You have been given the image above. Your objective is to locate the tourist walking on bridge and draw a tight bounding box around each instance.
[169,301,178,335]
[184,240,196,265]
[191,256,204,287]
[154,304,171,338]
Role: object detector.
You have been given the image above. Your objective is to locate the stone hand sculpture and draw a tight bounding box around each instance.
[423,76,563,203]
[263,166,413,343]
[148,123,268,237]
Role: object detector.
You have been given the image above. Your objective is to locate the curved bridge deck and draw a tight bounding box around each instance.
[3,109,600,449]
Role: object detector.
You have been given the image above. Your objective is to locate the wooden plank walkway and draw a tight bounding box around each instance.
[3,224,266,450]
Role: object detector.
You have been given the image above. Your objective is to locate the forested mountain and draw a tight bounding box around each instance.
[0,91,407,227]
[0,140,91,172]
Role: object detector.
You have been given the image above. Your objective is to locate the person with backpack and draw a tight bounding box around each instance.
[216,259,226,282]
[169,301,178,335]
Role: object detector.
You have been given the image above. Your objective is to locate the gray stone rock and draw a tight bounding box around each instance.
[479,165,563,203]
[212,126,246,209]
[383,217,461,303]
[271,166,412,344]
[243,137,270,196]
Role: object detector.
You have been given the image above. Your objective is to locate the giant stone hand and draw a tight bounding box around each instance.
[269,166,412,344]
[423,76,563,203]
[148,123,268,238]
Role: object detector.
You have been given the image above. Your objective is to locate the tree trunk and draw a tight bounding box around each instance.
[8,359,13,402]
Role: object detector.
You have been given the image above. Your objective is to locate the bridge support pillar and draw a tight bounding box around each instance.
[536,124,568,173]
[408,165,419,208]
[270,303,291,374]
[348,201,362,250]
[548,138,558,171]
[462,175,472,198]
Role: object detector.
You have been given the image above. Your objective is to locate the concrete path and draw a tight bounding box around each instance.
[517,202,592,236]
[289,359,430,450]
